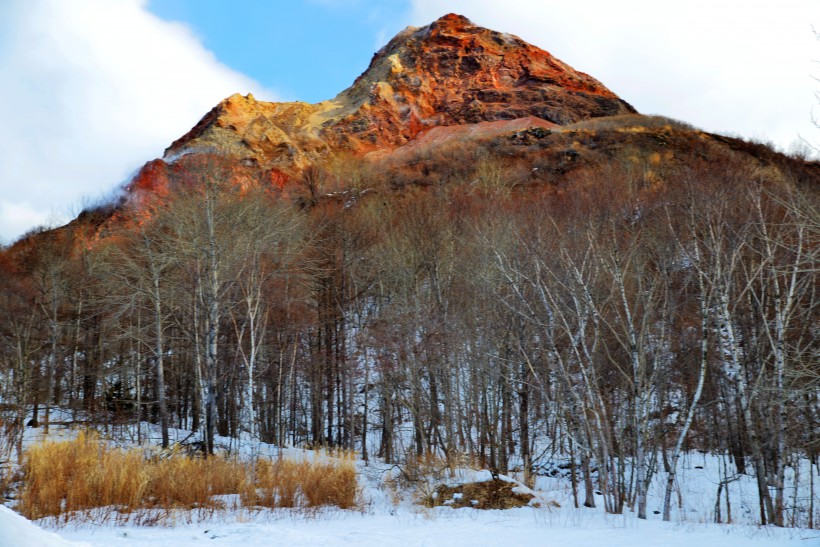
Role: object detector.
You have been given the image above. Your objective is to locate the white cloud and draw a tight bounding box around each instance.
[0,201,51,242]
[410,0,820,153]
[0,0,274,244]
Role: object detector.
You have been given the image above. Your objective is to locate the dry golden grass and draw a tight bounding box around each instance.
[243,458,307,508]
[144,449,248,510]
[242,452,358,510]
[301,455,358,509]
[19,431,148,521]
[18,432,359,524]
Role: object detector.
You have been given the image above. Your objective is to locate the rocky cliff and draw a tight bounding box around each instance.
[163,13,634,172]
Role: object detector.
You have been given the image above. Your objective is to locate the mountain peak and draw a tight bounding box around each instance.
[430,12,474,30]
[165,14,635,170]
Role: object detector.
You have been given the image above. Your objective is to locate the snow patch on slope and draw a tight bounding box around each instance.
[0,506,91,547]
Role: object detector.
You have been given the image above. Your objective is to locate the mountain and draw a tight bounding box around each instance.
[7,12,819,246]
[163,13,634,171]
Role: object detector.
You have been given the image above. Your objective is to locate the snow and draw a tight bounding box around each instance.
[49,453,820,547]
[52,508,815,547]
[4,416,818,547]
[0,506,90,547]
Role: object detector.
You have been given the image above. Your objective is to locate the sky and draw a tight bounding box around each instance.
[0,0,817,244]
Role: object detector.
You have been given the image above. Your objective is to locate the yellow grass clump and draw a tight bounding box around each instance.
[242,451,358,510]
[19,431,148,521]
[144,448,248,510]
[17,432,359,524]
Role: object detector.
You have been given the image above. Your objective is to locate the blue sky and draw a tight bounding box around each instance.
[0,0,817,243]
[147,1,413,103]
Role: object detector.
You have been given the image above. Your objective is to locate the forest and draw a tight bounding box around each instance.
[1,118,818,527]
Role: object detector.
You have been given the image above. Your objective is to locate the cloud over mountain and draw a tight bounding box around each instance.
[0,0,273,243]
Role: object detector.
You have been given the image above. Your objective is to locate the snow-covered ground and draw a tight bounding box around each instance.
[2,416,818,547]
[0,506,90,547]
[36,503,820,547]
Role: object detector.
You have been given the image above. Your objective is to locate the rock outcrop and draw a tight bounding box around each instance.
[164,13,634,172]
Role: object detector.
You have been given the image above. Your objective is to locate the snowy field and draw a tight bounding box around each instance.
[2,418,818,547]
[5,499,818,547]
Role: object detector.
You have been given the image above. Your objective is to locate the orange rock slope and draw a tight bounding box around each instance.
[163,13,635,173]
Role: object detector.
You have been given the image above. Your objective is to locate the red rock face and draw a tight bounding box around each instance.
[126,159,170,203]
[331,14,632,145]
[164,14,635,171]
